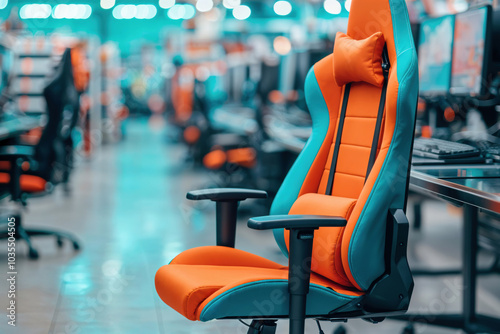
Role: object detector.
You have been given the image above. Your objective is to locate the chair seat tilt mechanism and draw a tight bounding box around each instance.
[155,0,419,333]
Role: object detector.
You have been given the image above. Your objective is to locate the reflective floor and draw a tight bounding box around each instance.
[1,118,499,334]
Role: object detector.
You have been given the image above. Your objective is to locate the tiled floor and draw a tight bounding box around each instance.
[1,118,499,334]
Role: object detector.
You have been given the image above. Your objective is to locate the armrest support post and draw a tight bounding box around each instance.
[10,158,23,202]
[187,188,268,247]
[247,214,348,333]
[288,228,314,334]
[215,201,238,248]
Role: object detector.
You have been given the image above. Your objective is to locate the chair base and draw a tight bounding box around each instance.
[0,214,80,260]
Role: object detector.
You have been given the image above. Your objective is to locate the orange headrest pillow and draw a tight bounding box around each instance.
[333,31,386,87]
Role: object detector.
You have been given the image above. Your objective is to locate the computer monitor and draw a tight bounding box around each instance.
[225,66,235,102]
[289,49,330,111]
[0,44,14,111]
[257,59,280,103]
[292,51,308,92]
[492,9,500,65]
[225,64,247,103]
[450,6,492,97]
[0,45,13,95]
[309,49,330,67]
[288,49,330,93]
[418,15,455,96]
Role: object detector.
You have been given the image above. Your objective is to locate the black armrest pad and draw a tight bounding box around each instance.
[187,188,268,201]
[248,215,347,230]
[0,146,34,159]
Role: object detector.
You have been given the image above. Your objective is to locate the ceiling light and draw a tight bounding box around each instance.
[100,0,115,10]
[273,36,292,55]
[112,4,156,20]
[135,5,157,19]
[20,4,52,19]
[55,4,92,19]
[196,0,213,13]
[233,5,251,20]
[324,0,341,15]
[167,4,195,20]
[345,0,351,12]
[223,0,240,9]
[273,1,292,16]
[159,0,175,9]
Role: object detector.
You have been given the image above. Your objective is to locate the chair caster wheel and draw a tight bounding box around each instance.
[72,242,80,251]
[56,237,64,248]
[402,324,414,334]
[28,248,39,260]
[333,325,347,334]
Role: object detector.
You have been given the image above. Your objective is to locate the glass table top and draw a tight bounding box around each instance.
[411,165,500,210]
[413,165,500,180]
[440,178,500,195]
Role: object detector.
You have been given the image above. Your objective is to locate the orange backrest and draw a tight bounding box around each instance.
[71,47,89,92]
[171,67,195,123]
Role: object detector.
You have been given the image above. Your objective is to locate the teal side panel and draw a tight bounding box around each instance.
[347,0,419,290]
[199,280,357,321]
[271,66,331,256]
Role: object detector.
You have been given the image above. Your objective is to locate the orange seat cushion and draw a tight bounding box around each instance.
[0,161,31,171]
[226,147,256,168]
[203,149,227,170]
[0,172,47,193]
[183,125,201,144]
[155,246,362,321]
[333,31,385,87]
[0,161,11,170]
[20,127,43,145]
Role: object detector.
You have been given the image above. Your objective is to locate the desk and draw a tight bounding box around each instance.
[263,116,309,154]
[210,106,258,135]
[0,114,41,140]
[398,166,500,333]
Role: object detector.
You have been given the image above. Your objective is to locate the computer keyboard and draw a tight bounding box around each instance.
[413,138,481,159]
[459,139,500,162]
[486,147,500,162]
[477,142,500,162]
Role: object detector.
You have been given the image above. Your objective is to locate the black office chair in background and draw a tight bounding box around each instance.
[0,49,81,259]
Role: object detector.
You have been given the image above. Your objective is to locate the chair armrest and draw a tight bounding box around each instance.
[0,146,34,204]
[0,145,34,160]
[248,215,347,230]
[186,188,268,248]
[187,188,267,202]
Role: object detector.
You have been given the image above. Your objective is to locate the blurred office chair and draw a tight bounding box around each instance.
[200,61,283,192]
[167,61,219,165]
[0,49,80,259]
[181,75,217,164]
[155,0,418,332]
